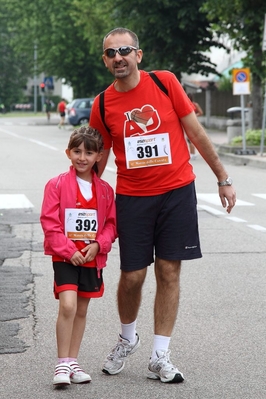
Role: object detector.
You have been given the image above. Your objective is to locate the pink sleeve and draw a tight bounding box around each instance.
[40,179,78,260]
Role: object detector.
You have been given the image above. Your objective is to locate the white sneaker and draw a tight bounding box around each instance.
[69,362,91,384]
[102,333,140,375]
[147,350,184,383]
[53,362,71,386]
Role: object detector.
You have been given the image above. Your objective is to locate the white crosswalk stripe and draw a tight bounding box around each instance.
[225,216,247,223]
[0,194,34,209]
[252,194,266,200]
[197,193,254,206]
[247,224,266,232]
[197,192,266,232]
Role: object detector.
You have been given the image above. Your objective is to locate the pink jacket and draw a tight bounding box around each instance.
[40,166,117,272]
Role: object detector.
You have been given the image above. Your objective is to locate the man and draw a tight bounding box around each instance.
[89,27,236,383]
[45,99,52,121]
[57,98,66,129]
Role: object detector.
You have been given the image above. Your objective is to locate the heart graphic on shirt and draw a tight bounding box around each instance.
[131,105,155,125]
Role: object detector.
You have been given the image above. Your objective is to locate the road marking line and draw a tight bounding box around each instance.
[225,216,247,222]
[197,193,254,206]
[197,205,225,215]
[0,194,34,209]
[247,224,266,232]
[252,194,266,200]
[106,166,116,173]
[0,127,60,151]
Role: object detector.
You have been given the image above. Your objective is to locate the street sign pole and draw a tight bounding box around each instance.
[240,94,246,152]
[232,68,254,155]
[33,43,37,113]
[260,83,266,155]
[260,14,266,156]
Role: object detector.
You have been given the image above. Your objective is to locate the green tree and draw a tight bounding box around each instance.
[2,0,110,98]
[0,1,30,108]
[202,0,266,128]
[76,0,225,80]
[217,75,233,92]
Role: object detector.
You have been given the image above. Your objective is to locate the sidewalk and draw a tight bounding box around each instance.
[206,129,266,169]
[32,115,266,169]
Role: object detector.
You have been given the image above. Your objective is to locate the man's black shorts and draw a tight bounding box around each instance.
[116,182,202,271]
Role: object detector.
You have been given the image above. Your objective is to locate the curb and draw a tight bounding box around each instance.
[217,150,266,169]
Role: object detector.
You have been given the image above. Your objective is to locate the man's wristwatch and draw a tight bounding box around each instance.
[217,177,233,187]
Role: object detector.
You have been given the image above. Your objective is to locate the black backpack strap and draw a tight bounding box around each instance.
[99,90,110,133]
[148,72,168,96]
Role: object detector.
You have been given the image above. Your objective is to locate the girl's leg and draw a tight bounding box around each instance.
[56,290,77,358]
[69,296,90,358]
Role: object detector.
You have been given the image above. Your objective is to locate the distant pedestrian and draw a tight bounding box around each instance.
[57,98,67,128]
[45,99,52,121]
[40,126,117,387]
[0,103,6,113]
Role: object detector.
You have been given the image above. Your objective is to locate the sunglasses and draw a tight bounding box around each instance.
[103,46,138,58]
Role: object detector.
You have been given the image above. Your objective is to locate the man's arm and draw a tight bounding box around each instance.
[181,112,236,214]
[97,148,110,178]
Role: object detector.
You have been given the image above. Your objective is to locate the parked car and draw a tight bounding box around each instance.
[67,98,94,126]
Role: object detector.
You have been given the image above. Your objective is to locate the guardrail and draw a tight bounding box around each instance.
[12,103,33,111]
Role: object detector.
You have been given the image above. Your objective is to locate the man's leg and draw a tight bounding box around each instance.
[147,257,184,383]
[102,268,146,375]
[154,257,181,336]
[117,268,147,324]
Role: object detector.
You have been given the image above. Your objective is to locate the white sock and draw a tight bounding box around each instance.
[151,335,171,361]
[121,320,137,344]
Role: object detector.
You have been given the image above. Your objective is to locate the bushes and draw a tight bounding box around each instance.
[231,129,262,146]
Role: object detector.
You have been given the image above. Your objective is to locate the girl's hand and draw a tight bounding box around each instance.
[82,242,100,262]
[70,251,86,266]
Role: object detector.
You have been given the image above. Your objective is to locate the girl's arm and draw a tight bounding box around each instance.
[95,184,117,254]
[40,180,78,260]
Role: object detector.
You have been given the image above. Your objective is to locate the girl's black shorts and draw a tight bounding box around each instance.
[53,262,104,299]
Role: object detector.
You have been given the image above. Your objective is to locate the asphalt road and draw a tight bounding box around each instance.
[0,117,265,399]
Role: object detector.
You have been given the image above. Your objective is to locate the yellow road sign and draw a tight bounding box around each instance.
[233,68,250,95]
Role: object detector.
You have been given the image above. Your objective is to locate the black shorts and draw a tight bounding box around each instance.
[116,182,202,272]
[53,262,104,299]
[60,111,65,117]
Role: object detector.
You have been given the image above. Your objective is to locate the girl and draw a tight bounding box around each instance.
[40,126,117,386]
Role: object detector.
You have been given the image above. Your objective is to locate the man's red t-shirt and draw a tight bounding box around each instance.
[90,70,196,196]
[58,101,66,113]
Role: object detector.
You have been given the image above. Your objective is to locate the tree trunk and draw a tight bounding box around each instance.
[251,73,262,129]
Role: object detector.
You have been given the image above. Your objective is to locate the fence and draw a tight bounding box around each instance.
[12,103,33,111]
[193,90,251,117]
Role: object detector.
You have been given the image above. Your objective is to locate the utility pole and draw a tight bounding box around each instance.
[260,14,266,156]
[34,43,37,113]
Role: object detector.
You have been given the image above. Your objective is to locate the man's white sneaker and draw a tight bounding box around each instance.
[102,333,140,375]
[53,362,71,386]
[147,350,184,383]
[69,362,91,384]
